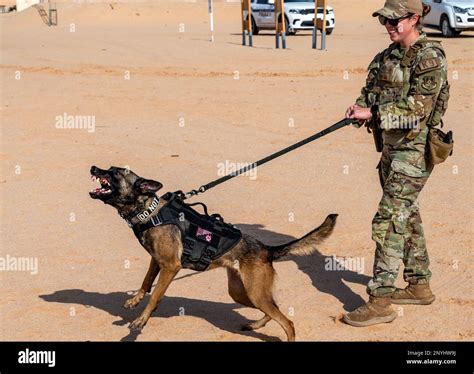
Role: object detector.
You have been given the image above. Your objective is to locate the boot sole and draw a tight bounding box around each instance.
[391,295,435,305]
[343,312,397,327]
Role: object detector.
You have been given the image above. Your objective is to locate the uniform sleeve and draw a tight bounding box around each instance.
[378,48,448,131]
[355,53,382,108]
[352,53,381,128]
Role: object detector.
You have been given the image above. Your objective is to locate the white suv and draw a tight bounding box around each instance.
[422,0,474,37]
[250,0,335,35]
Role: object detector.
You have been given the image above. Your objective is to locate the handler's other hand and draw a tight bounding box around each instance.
[345,104,372,121]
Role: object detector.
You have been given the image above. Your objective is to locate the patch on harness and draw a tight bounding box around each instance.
[196,227,215,244]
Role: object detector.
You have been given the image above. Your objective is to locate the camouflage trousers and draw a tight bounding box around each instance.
[367,132,434,297]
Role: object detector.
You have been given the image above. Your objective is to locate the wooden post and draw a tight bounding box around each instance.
[241,0,253,47]
[274,0,286,49]
[313,0,327,49]
[48,1,58,26]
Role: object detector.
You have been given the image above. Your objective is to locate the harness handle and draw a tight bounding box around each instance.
[186,201,210,216]
[183,118,354,199]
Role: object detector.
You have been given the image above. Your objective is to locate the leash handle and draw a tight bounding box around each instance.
[184,118,355,199]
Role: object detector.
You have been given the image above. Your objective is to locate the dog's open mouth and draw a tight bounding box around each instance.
[90,175,113,197]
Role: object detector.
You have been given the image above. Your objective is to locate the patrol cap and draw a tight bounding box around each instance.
[372,0,424,19]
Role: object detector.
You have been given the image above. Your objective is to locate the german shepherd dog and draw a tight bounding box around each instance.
[89,165,337,341]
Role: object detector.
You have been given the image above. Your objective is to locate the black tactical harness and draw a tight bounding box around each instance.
[120,192,242,271]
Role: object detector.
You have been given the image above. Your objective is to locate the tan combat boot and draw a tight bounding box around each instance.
[343,296,397,327]
[391,284,435,305]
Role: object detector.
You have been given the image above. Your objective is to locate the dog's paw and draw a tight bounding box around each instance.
[240,324,254,331]
[129,316,148,331]
[123,296,142,309]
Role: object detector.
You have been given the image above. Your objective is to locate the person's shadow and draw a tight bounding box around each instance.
[39,290,281,342]
[236,223,371,312]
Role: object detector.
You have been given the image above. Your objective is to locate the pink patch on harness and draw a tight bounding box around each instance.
[196,227,213,243]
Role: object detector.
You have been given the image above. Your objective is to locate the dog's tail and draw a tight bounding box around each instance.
[268,214,338,261]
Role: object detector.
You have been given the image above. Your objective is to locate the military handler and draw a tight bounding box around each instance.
[344,0,450,327]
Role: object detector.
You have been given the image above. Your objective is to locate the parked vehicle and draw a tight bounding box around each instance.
[422,0,474,37]
[250,0,335,35]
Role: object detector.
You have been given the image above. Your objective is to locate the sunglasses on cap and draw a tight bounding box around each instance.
[378,14,412,26]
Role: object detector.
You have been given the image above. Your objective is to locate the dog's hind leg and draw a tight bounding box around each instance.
[227,268,255,308]
[123,258,160,309]
[228,267,277,332]
[227,268,271,331]
[129,266,179,331]
[241,263,296,341]
[241,315,272,331]
[256,300,295,341]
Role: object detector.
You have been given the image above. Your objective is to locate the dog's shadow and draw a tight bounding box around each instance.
[236,224,371,312]
[39,224,369,341]
[39,289,281,342]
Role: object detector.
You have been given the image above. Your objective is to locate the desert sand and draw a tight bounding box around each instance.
[0,0,473,341]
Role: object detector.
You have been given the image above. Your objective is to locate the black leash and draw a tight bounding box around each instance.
[183,118,354,199]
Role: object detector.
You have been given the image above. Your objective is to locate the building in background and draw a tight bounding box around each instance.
[16,0,41,12]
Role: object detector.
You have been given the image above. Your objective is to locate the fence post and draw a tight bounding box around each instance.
[241,0,253,47]
[274,0,286,49]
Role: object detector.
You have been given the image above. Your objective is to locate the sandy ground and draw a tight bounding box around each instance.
[0,1,473,342]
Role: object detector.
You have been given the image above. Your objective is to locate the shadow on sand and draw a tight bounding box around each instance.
[39,289,281,342]
[40,223,370,341]
[236,223,370,313]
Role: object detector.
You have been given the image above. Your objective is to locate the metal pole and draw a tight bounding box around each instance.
[208,0,214,42]
[321,0,326,50]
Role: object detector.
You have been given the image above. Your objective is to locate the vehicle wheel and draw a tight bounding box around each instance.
[251,16,259,35]
[325,28,333,35]
[440,15,455,37]
[285,17,295,35]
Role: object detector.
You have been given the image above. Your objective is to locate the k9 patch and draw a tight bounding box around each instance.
[415,57,440,74]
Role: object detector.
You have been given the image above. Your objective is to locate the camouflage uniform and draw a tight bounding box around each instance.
[355,32,450,297]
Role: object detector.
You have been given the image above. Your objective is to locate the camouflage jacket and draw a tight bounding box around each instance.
[356,32,449,136]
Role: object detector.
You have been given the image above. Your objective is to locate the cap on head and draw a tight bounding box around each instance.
[372,0,424,19]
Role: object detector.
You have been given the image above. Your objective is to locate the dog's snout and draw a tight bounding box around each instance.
[90,166,103,175]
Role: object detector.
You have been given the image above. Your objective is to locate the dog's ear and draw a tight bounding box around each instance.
[134,178,163,194]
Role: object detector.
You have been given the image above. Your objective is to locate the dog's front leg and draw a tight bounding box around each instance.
[123,258,160,309]
[129,266,179,331]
